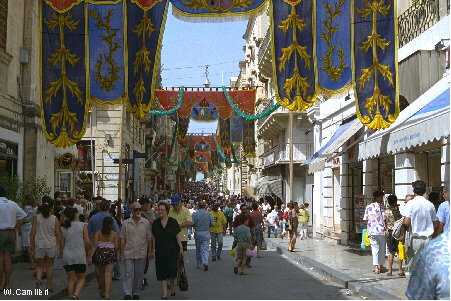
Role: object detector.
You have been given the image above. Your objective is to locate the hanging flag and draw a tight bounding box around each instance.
[177,115,190,140]
[219,118,231,151]
[88,1,125,107]
[170,0,267,22]
[40,0,88,148]
[317,0,352,95]
[271,0,317,112]
[352,0,399,130]
[242,119,255,157]
[211,149,219,166]
[231,111,243,143]
[126,0,169,119]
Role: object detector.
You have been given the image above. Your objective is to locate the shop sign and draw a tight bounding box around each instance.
[105,174,119,180]
[0,140,18,157]
[60,153,74,167]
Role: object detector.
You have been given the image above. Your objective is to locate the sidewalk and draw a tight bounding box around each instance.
[265,235,408,300]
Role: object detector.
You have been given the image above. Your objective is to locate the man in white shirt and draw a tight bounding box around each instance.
[402,180,438,281]
[0,185,27,290]
[262,199,271,212]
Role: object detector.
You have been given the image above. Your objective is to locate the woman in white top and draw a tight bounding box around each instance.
[60,208,90,300]
[29,196,62,292]
[21,194,38,270]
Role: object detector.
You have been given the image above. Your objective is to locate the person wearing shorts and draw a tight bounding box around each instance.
[233,215,254,275]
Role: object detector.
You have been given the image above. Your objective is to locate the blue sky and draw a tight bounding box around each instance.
[160,6,248,88]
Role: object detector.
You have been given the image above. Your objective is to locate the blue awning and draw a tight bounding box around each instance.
[303,118,365,172]
[359,74,450,160]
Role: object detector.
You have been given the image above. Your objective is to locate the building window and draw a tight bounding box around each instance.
[0,0,7,50]
[57,171,72,198]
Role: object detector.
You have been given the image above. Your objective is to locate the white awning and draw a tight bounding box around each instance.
[359,75,450,160]
[303,119,366,173]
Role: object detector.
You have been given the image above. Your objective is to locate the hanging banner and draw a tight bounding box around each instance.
[170,0,267,22]
[194,151,211,162]
[317,0,352,95]
[211,149,219,166]
[271,0,317,112]
[231,111,243,143]
[177,115,190,140]
[88,1,126,106]
[191,99,219,121]
[40,0,88,148]
[242,119,255,156]
[126,0,169,119]
[219,117,231,151]
[196,154,208,162]
[155,89,255,119]
[352,0,399,130]
[196,162,206,171]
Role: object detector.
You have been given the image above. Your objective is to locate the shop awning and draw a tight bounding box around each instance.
[359,75,450,160]
[254,176,283,200]
[303,119,366,173]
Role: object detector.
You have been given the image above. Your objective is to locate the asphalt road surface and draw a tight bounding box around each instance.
[71,235,358,300]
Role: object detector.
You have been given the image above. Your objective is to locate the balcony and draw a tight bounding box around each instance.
[260,143,314,169]
[398,0,450,48]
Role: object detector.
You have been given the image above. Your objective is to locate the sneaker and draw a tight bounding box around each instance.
[112,276,120,281]
[124,295,133,300]
[217,255,221,260]
[35,279,42,290]
[203,264,208,271]
[133,295,140,300]
[212,257,216,261]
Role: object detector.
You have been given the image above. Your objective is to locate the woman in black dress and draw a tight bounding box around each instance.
[150,201,183,299]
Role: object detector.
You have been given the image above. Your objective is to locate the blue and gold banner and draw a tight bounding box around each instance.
[211,149,219,166]
[88,1,125,106]
[170,0,267,22]
[317,0,352,95]
[126,0,169,119]
[242,119,255,157]
[271,0,317,112]
[352,0,399,129]
[231,111,243,143]
[177,115,190,140]
[219,117,231,151]
[40,0,88,148]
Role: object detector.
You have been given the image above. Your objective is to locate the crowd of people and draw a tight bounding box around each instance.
[0,178,449,300]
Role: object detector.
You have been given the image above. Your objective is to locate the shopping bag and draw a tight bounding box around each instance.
[179,256,188,291]
[260,239,267,250]
[361,229,370,250]
[230,247,236,257]
[398,242,406,260]
[364,230,371,247]
[246,248,257,257]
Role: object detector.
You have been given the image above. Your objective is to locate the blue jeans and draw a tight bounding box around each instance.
[194,231,210,266]
[268,226,276,237]
[210,232,223,258]
[188,226,193,239]
[114,251,121,277]
[279,222,285,234]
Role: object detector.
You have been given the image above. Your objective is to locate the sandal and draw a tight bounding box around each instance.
[234,267,238,274]
[26,266,35,270]
[171,292,176,298]
[239,271,247,275]
[386,272,392,276]
[70,295,79,300]
[398,272,405,277]
[100,292,106,298]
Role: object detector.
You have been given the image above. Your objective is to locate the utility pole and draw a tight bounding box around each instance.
[289,110,294,203]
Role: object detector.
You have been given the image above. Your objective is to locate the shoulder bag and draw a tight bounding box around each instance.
[179,256,188,291]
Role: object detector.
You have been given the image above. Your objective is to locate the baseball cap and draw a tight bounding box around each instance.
[171,194,181,205]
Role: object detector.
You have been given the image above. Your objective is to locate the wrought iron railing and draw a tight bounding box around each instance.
[261,143,314,167]
[398,0,446,47]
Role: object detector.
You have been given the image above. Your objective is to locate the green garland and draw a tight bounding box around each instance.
[222,86,281,120]
[212,135,241,164]
[166,125,192,167]
[149,87,184,115]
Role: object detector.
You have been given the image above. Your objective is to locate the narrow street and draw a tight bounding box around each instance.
[73,235,358,300]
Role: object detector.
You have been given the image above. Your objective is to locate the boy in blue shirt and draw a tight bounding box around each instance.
[233,215,254,275]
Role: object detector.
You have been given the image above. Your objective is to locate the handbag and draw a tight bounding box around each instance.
[246,248,257,257]
[364,230,371,247]
[229,247,236,257]
[179,256,188,291]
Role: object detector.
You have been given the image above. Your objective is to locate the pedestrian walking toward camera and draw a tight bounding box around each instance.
[88,216,119,300]
[29,196,62,292]
[210,202,227,261]
[287,202,299,252]
[433,185,449,238]
[363,191,387,274]
[60,208,90,300]
[21,194,38,270]
[120,202,152,300]
[192,201,215,270]
[298,204,310,240]
[402,180,438,281]
[150,202,184,299]
[233,215,254,275]
[0,185,27,291]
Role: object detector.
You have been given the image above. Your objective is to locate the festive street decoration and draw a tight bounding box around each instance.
[352,0,399,129]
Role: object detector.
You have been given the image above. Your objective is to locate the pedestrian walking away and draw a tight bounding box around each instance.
[210,202,227,261]
[192,201,215,270]
[0,185,27,291]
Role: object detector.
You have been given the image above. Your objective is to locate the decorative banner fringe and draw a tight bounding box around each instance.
[149,87,184,115]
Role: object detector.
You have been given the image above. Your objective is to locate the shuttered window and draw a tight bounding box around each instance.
[0,0,7,50]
